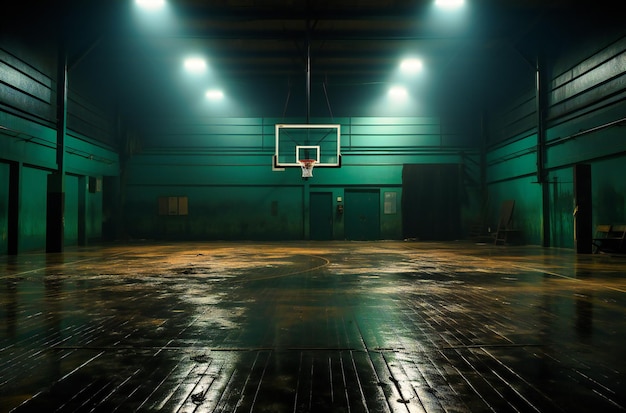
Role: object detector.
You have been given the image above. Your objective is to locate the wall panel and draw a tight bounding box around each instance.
[486,34,626,248]
[124,116,479,240]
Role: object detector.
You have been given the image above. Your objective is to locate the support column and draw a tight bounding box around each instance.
[536,55,550,247]
[47,41,68,253]
[46,174,65,252]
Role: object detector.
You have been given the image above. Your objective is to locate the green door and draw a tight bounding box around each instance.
[310,192,333,240]
[345,189,380,240]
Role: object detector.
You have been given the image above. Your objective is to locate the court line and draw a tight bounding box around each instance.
[0,250,132,280]
[235,254,331,282]
[467,258,626,294]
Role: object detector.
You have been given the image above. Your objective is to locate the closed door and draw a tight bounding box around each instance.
[345,190,380,240]
[310,192,333,240]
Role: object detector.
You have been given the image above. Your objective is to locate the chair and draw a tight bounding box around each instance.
[592,224,611,253]
[494,200,516,245]
[608,224,626,253]
[593,224,626,253]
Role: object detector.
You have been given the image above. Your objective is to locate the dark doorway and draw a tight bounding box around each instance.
[345,189,380,240]
[402,164,462,240]
[310,192,333,240]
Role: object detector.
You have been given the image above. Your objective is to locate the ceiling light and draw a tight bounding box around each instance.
[205,89,224,100]
[135,0,166,10]
[400,58,423,73]
[435,0,464,9]
[388,86,408,99]
[184,57,207,73]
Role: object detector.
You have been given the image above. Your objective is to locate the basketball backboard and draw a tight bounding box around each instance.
[273,124,341,168]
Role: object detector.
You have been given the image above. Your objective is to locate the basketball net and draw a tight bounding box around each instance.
[300,159,316,178]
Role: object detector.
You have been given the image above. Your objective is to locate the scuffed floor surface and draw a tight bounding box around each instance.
[1,241,625,412]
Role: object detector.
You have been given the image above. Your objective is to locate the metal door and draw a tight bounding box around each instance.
[345,190,380,240]
[310,192,333,240]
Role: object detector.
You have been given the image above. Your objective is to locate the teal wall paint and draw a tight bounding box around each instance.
[0,113,119,177]
[0,162,8,252]
[485,36,626,248]
[19,166,48,252]
[549,168,575,249]
[344,189,381,240]
[65,175,79,246]
[485,132,541,244]
[310,187,346,240]
[487,176,543,245]
[124,116,476,240]
[124,185,304,240]
[0,111,120,253]
[593,158,626,226]
[87,188,103,241]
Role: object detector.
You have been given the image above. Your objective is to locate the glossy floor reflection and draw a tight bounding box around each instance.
[1,241,625,412]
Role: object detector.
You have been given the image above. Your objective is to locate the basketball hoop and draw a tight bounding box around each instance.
[299,159,316,178]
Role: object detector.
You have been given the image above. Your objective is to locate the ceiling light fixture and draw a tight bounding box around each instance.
[400,58,423,73]
[388,86,408,99]
[184,57,207,73]
[205,89,224,100]
[135,0,166,9]
[434,0,464,9]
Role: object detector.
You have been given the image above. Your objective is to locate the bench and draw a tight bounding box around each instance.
[592,224,626,253]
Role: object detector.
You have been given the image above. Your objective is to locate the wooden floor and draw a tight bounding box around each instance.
[1,241,626,412]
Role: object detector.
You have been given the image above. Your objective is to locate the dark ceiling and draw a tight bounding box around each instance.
[7,0,625,121]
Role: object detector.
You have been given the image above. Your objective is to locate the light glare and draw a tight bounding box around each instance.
[435,0,464,9]
[136,0,165,10]
[184,57,207,73]
[205,89,224,100]
[388,86,408,99]
[401,58,423,73]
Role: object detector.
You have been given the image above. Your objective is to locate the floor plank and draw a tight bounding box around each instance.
[1,241,625,412]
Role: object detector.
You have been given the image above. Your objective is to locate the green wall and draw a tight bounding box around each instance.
[18,166,48,252]
[0,112,119,254]
[485,37,626,248]
[124,116,479,241]
[0,163,7,252]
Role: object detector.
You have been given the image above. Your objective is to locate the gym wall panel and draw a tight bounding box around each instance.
[87,189,103,241]
[0,162,8,253]
[64,175,79,246]
[485,32,626,248]
[124,184,304,240]
[124,116,478,240]
[548,167,575,249]
[18,166,48,252]
[0,110,119,178]
[0,47,54,125]
[486,134,537,184]
[487,176,543,245]
[486,91,536,146]
[3,31,128,252]
[592,157,626,226]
